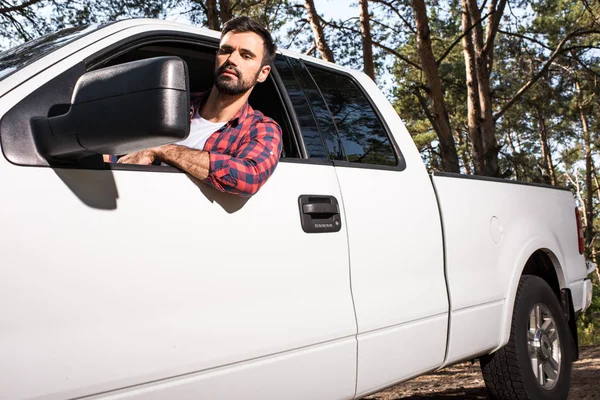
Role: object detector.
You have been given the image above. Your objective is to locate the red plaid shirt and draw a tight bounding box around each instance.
[191,94,282,196]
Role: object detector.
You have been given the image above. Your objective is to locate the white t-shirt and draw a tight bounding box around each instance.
[176,108,227,150]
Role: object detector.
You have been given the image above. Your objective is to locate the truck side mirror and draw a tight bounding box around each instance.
[34,56,190,160]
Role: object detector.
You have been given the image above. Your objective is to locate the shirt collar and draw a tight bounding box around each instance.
[192,90,254,126]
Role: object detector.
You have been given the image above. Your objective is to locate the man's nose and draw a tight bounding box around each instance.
[226,50,241,65]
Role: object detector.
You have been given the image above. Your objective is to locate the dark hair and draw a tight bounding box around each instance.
[221,16,277,66]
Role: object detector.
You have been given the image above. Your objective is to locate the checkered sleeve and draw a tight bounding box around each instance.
[204,118,282,196]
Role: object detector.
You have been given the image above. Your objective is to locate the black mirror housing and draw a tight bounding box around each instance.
[36,56,190,159]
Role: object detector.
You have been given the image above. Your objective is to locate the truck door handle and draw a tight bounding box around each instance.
[302,203,339,215]
[298,195,342,233]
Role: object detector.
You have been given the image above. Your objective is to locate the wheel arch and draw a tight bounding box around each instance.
[493,237,569,354]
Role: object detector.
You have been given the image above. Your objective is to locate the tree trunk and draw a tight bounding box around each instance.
[461,0,484,175]
[465,0,498,176]
[304,0,335,62]
[576,77,594,246]
[218,0,232,24]
[483,0,508,72]
[593,163,600,205]
[359,0,376,80]
[505,131,521,180]
[537,116,556,185]
[411,0,459,173]
[455,129,472,174]
[206,0,221,30]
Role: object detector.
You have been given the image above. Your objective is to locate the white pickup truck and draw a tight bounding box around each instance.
[0,19,596,400]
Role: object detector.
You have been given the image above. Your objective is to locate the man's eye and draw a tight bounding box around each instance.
[243,54,252,59]
[218,48,232,54]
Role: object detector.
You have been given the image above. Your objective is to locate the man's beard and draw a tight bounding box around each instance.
[214,63,259,95]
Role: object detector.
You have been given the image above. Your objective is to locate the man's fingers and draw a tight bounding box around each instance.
[117,152,153,165]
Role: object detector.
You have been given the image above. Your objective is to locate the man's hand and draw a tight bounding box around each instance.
[116,145,210,181]
[118,149,158,165]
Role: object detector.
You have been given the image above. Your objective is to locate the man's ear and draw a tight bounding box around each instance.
[256,65,271,83]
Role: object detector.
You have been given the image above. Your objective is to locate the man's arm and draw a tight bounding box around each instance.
[118,145,211,180]
[203,120,282,196]
[118,120,282,196]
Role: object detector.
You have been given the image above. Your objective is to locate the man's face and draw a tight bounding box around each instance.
[214,31,271,96]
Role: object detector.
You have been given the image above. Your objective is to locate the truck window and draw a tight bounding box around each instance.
[273,56,328,159]
[283,58,345,161]
[306,65,397,167]
[0,25,102,82]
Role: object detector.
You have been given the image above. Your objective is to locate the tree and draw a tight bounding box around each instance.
[359,0,375,80]
[411,0,459,172]
[304,0,334,62]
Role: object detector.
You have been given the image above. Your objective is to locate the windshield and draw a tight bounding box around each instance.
[0,25,102,83]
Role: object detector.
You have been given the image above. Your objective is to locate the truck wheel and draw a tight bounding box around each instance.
[480,275,573,399]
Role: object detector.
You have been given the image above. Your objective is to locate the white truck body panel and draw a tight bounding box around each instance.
[0,158,358,399]
[432,174,588,362]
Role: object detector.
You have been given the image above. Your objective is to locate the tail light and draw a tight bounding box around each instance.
[575,208,585,254]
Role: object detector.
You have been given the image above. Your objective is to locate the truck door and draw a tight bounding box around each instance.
[286,57,450,397]
[0,24,357,400]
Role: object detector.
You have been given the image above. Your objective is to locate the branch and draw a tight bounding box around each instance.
[436,10,493,66]
[494,29,600,121]
[0,0,43,14]
[373,40,423,70]
[370,17,405,37]
[479,0,489,14]
[2,10,31,40]
[582,0,600,24]
[498,29,553,51]
[305,43,316,55]
[369,0,417,35]
[572,51,600,79]
[501,30,600,75]
[284,20,309,49]
[413,86,437,130]
[482,0,507,57]
[319,16,423,70]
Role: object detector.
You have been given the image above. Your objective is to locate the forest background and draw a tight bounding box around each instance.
[1,0,599,344]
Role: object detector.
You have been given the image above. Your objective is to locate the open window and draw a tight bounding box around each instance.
[90,38,300,161]
[0,34,300,169]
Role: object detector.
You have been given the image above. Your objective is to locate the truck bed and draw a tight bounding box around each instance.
[431,172,587,366]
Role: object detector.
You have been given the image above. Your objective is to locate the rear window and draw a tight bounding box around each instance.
[0,25,102,82]
[306,65,398,167]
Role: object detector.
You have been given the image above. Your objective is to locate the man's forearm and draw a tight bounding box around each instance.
[155,144,211,180]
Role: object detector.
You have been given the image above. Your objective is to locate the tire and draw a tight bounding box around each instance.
[480,275,574,399]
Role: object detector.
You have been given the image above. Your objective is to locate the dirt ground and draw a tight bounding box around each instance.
[365,345,600,399]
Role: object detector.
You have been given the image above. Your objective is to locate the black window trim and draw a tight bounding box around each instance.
[267,56,305,159]
[301,59,407,172]
[291,57,346,161]
[274,56,326,160]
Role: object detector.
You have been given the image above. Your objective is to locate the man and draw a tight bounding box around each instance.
[118,16,282,197]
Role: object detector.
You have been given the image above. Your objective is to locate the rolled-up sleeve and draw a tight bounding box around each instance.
[203,119,282,196]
